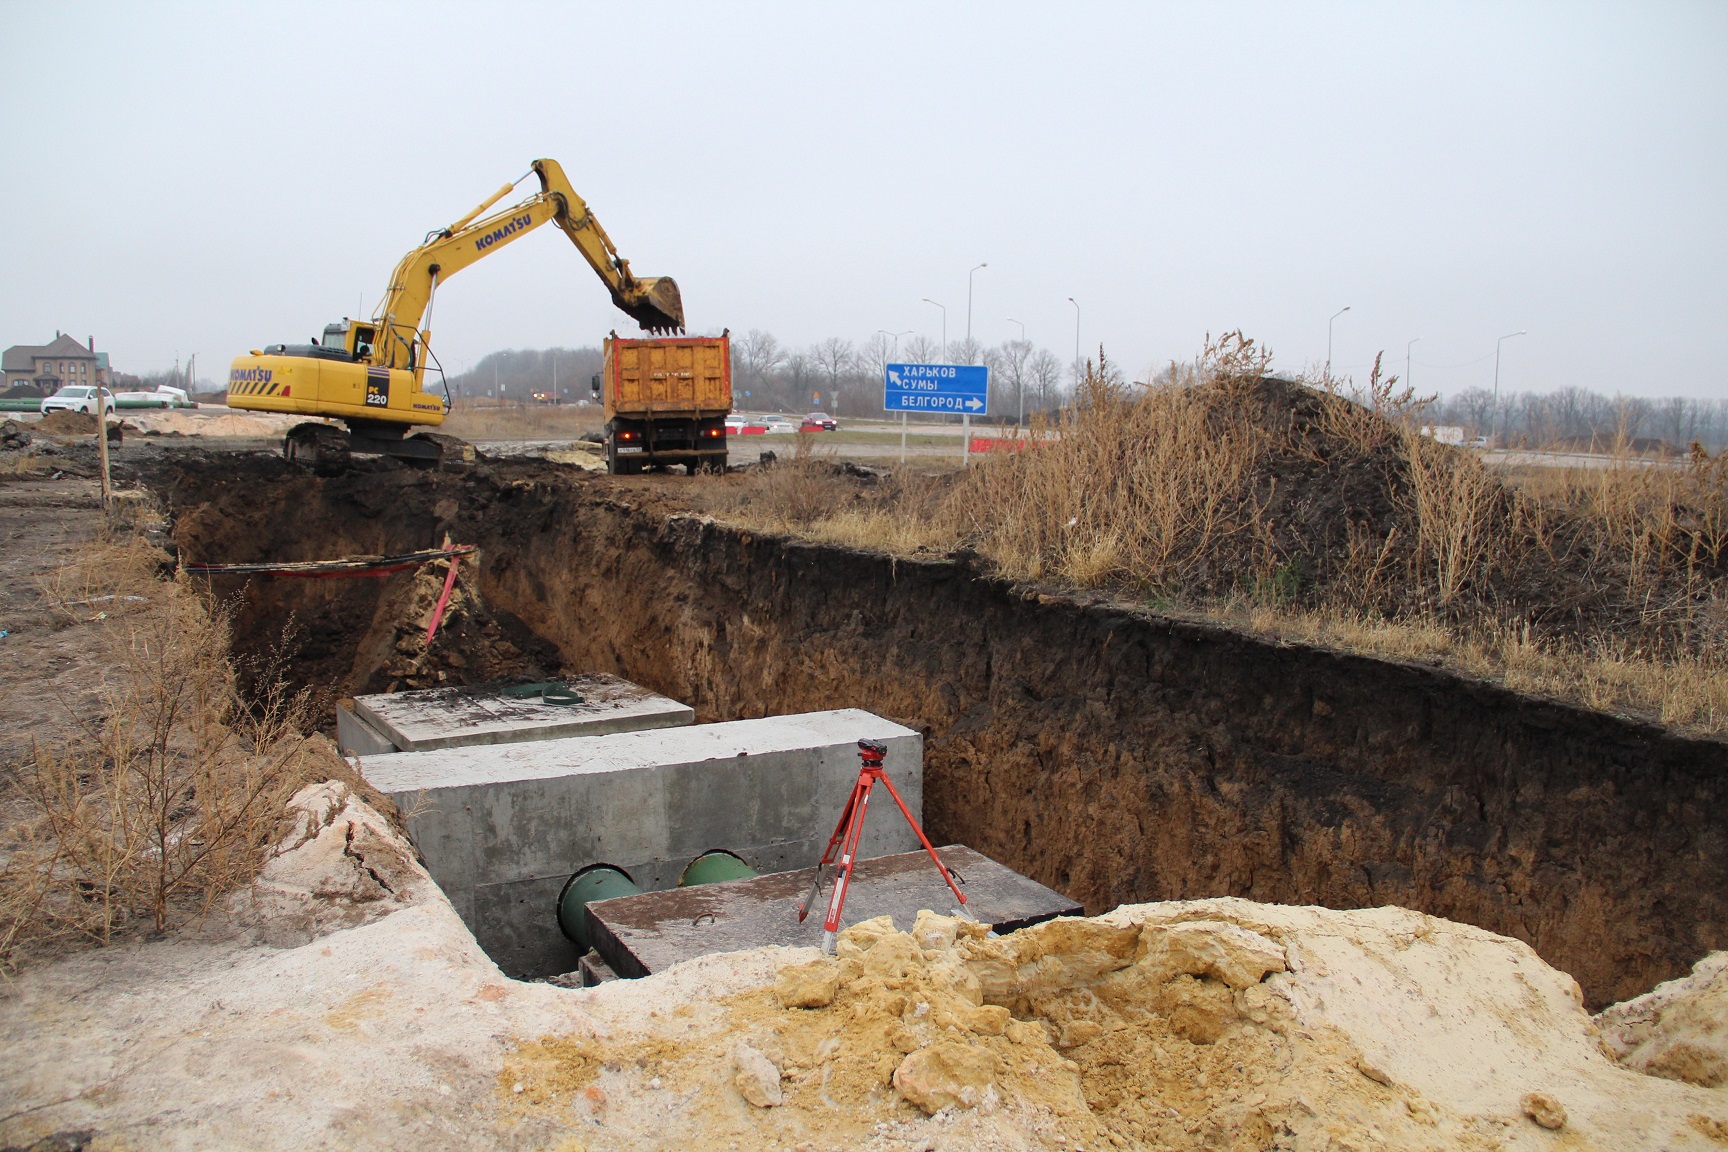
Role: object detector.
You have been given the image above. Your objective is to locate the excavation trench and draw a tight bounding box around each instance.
[147,454,1727,1008]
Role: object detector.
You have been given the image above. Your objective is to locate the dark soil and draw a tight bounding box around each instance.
[140,451,1728,1009]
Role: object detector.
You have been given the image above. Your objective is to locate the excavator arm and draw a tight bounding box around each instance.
[370,158,683,372]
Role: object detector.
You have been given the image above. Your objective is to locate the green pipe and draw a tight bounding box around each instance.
[556,863,641,950]
[678,849,758,887]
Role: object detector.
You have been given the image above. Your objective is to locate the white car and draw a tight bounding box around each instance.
[1467,436,1491,449]
[40,385,116,415]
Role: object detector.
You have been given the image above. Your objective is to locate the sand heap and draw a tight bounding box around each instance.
[1598,951,1728,1090]
[0,786,1723,1151]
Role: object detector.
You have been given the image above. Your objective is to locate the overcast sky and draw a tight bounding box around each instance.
[3,2,1724,397]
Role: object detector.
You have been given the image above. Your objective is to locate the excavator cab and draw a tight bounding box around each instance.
[319,320,376,360]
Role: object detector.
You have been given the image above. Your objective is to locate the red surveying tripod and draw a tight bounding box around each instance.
[797,738,968,953]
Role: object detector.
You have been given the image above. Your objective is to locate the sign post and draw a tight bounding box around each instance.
[883,364,989,465]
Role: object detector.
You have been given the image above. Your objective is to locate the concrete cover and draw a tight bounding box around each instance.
[352,673,693,753]
[587,845,1084,978]
[335,704,397,757]
[358,708,921,979]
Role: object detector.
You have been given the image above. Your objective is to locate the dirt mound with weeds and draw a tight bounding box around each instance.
[343,548,565,696]
[35,409,101,436]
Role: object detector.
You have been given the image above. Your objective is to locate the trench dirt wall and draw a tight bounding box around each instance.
[154,457,1728,1007]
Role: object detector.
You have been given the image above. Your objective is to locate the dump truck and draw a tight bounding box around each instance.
[592,332,730,474]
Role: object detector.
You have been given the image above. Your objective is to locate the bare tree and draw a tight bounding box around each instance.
[949,336,983,368]
[1029,349,1065,414]
[1655,395,1697,448]
[785,351,818,410]
[1451,387,1495,435]
[811,338,856,415]
[735,329,785,392]
[904,335,941,364]
[996,339,1033,426]
[858,333,896,383]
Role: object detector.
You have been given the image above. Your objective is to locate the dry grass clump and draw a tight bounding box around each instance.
[706,434,956,556]
[439,400,602,442]
[723,331,1728,733]
[0,528,345,967]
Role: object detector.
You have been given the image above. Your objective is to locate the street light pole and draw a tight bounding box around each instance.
[922,299,947,360]
[1327,306,1351,378]
[876,328,911,362]
[965,263,987,363]
[1007,318,1026,428]
[1068,298,1081,387]
[1493,330,1526,403]
[879,328,913,460]
[1405,337,1420,388]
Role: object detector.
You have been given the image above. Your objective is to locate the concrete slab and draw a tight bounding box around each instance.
[351,673,693,753]
[335,704,396,757]
[586,845,1083,978]
[358,709,922,979]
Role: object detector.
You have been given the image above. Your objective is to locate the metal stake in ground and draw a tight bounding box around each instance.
[94,382,111,504]
[796,738,968,953]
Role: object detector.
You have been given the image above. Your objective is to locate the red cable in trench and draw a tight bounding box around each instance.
[425,555,462,646]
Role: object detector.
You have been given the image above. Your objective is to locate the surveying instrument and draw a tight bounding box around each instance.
[797,738,969,953]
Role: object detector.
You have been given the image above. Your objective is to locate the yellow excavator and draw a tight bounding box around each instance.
[226,158,684,466]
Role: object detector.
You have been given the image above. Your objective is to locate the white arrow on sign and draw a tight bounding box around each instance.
[965,397,984,411]
[887,368,902,386]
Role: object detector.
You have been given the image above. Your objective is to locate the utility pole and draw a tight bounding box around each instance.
[880,328,912,462]
[1008,318,1026,429]
[1406,337,1420,388]
[1493,330,1526,403]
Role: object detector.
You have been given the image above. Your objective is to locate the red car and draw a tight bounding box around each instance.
[800,412,838,431]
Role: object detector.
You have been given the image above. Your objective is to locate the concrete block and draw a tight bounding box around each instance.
[352,673,693,753]
[588,845,1083,978]
[336,704,397,757]
[358,708,921,979]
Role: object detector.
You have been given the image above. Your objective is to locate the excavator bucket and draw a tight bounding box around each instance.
[617,276,685,334]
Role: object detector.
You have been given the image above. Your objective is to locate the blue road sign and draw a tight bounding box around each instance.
[883,363,990,415]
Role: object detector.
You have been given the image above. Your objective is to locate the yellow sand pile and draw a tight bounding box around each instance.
[3,787,1724,1151]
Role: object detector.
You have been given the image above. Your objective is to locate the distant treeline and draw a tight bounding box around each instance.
[1421,386,1728,452]
[447,331,1073,419]
[444,340,1725,451]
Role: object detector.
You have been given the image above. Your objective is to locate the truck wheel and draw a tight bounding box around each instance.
[606,443,641,475]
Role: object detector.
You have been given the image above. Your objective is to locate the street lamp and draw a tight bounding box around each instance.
[1007,318,1025,343]
[1068,297,1081,386]
[922,298,947,360]
[1326,307,1350,378]
[965,263,987,363]
[877,328,911,363]
[1405,337,1420,388]
[1493,330,1526,402]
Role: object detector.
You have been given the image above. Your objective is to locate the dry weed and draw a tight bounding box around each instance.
[438,401,602,442]
[720,331,1728,735]
[1,530,341,967]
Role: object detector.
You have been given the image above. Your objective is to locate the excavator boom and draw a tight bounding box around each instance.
[371,158,683,371]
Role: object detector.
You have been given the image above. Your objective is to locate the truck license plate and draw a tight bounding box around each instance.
[616,445,644,454]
